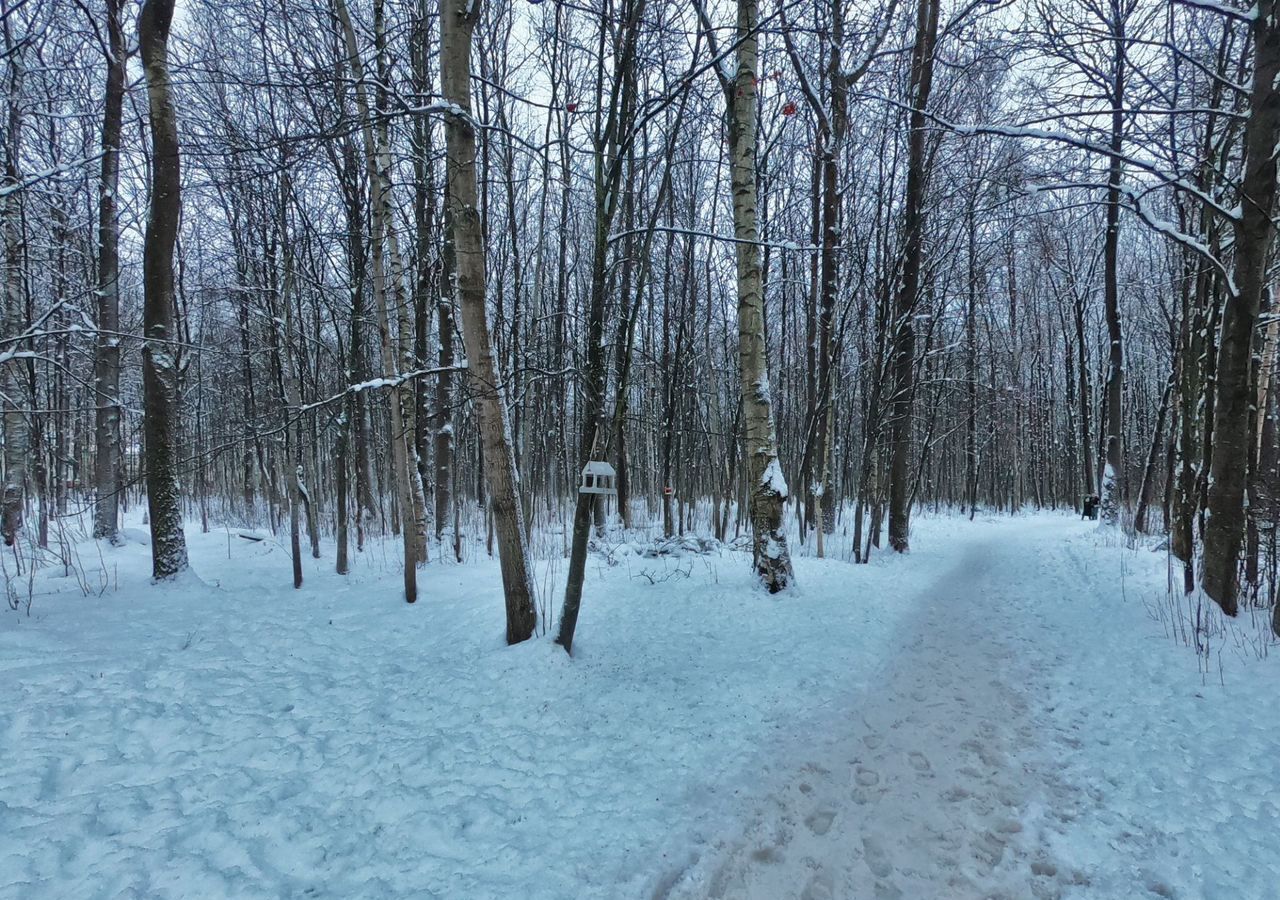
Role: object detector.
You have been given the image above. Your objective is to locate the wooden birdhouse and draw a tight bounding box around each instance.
[579,461,618,496]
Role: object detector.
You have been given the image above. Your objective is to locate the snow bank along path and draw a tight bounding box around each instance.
[2,514,1276,899]
[665,516,1279,900]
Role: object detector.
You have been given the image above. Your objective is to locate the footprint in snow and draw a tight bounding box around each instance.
[861,835,894,878]
[801,871,835,900]
[855,767,880,787]
[804,809,836,836]
[908,751,932,773]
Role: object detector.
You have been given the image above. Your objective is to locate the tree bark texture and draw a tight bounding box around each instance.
[888,0,940,553]
[441,0,538,643]
[139,0,190,579]
[1202,3,1280,614]
[731,0,794,590]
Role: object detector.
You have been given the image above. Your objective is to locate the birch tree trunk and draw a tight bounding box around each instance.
[91,0,126,543]
[375,2,429,565]
[730,0,793,591]
[440,0,537,643]
[139,0,189,579]
[1202,2,1280,615]
[335,0,419,602]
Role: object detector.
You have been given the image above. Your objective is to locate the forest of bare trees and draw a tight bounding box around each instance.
[1,0,1276,639]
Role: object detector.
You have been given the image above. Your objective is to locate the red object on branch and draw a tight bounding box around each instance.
[565,101,578,112]
[782,101,797,117]
[663,486,674,496]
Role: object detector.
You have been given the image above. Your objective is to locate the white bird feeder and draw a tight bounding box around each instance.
[579,461,618,496]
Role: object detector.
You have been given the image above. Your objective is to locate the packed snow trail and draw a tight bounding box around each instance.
[666,517,1279,900]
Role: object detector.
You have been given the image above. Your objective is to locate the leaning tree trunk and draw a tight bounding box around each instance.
[730,0,793,590]
[91,0,126,544]
[139,0,189,579]
[440,0,537,644]
[1203,3,1280,615]
[556,0,645,654]
[887,0,940,553]
[1133,370,1174,534]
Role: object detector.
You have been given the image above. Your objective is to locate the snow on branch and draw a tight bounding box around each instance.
[607,223,826,253]
[0,154,105,198]
[1171,0,1256,23]
[296,364,469,415]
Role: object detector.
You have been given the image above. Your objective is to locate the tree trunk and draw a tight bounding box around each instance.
[966,197,979,518]
[335,0,419,602]
[435,181,458,545]
[138,0,189,580]
[888,0,940,553]
[91,0,126,543]
[730,0,793,590]
[557,0,646,653]
[0,28,25,549]
[814,16,847,538]
[1100,19,1127,526]
[440,0,538,643]
[1203,4,1280,615]
[1134,370,1174,534]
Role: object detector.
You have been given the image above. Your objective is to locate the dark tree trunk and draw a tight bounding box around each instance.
[435,181,458,548]
[91,0,126,543]
[558,0,647,654]
[1,27,25,549]
[1100,19,1127,525]
[139,0,189,579]
[888,0,940,553]
[1203,4,1280,614]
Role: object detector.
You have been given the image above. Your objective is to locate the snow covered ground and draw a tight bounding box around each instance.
[1,512,1276,899]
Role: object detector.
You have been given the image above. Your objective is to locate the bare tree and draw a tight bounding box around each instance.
[334,0,421,602]
[139,0,189,579]
[888,0,940,552]
[440,0,537,643]
[0,14,25,549]
[1202,2,1280,615]
[90,0,127,544]
[699,0,795,590]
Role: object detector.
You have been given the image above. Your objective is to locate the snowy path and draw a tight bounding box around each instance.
[667,518,1280,900]
[3,514,1276,899]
